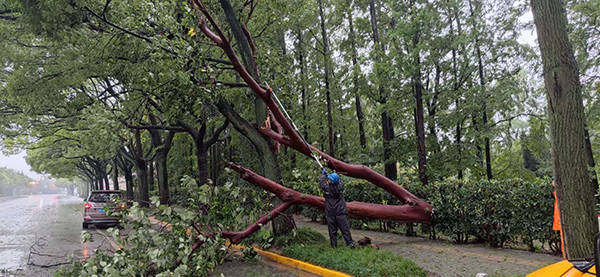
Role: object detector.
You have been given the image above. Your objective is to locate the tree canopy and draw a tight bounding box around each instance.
[1,0,599,272]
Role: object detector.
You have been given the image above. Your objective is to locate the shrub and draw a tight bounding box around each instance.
[282,243,426,277]
[408,178,554,248]
[341,177,554,249]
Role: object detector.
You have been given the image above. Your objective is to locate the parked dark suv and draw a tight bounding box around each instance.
[83,190,125,229]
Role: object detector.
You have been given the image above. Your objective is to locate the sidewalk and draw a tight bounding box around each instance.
[294,216,561,277]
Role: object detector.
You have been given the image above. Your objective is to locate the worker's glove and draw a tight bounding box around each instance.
[321,168,327,174]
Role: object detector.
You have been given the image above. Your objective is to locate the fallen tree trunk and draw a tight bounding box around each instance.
[258,129,430,208]
[227,163,431,223]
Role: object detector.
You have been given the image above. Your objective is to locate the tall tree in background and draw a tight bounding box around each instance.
[317,0,336,156]
[468,0,492,180]
[346,2,367,149]
[369,0,397,180]
[449,0,465,179]
[531,0,597,259]
[148,125,175,205]
[409,0,428,187]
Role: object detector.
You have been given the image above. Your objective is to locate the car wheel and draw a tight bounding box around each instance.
[83,223,88,229]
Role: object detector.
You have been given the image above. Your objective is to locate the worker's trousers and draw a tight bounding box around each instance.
[326,214,353,247]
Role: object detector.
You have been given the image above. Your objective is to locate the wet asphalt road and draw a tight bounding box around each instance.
[0,194,112,276]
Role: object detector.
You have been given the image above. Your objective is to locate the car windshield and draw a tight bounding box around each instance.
[87,192,122,203]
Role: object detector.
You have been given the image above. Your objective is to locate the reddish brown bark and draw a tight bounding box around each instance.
[222,201,293,244]
[191,0,311,154]
[258,129,430,210]
[262,110,282,154]
[228,163,431,223]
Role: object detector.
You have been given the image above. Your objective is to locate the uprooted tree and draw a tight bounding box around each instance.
[187,0,433,246]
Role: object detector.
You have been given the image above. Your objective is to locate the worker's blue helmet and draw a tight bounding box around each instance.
[327,173,341,184]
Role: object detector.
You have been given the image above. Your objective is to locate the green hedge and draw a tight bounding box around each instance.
[282,243,426,277]
[408,178,554,248]
[344,177,556,249]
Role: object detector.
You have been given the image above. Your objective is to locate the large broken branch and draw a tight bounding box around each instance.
[227,163,431,223]
[222,201,293,244]
[258,129,431,210]
[191,0,307,151]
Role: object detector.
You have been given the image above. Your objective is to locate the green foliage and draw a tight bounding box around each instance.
[245,229,275,249]
[57,171,284,275]
[0,167,32,195]
[282,243,426,277]
[323,177,556,249]
[57,200,227,276]
[406,178,554,248]
[171,174,272,231]
[240,247,259,262]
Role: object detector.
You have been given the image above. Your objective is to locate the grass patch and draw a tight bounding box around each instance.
[272,227,327,248]
[282,243,426,277]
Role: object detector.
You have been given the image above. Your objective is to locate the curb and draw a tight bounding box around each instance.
[228,243,351,277]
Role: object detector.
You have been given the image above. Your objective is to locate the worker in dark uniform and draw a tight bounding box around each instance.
[319,168,355,248]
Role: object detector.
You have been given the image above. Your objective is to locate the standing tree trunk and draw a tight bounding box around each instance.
[456,100,463,179]
[148,119,175,205]
[412,19,428,187]
[185,122,209,186]
[531,0,597,259]
[468,0,492,180]
[296,28,309,141]
[427,63,442,155]
[112,159,119,191]
[347,7,367,149]
[154,153,169,204]
[124,166,134,200]
[148,162,155,192]
[132,130,149,206]
[584,128,599,191]
[94,164,105,190]
[116,149,135,201]
[218,0,293,236]
[369,0,397,180]
[198,141,209,186]
[451,1,466,179]
[317,0,335,157]
[102,165,110,190]
[209,137,218,184]
[180,120,228,186]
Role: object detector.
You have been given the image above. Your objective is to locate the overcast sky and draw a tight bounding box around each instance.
[0,151,44,179]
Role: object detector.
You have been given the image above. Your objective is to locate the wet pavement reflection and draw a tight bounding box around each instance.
[0,194,113,275]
